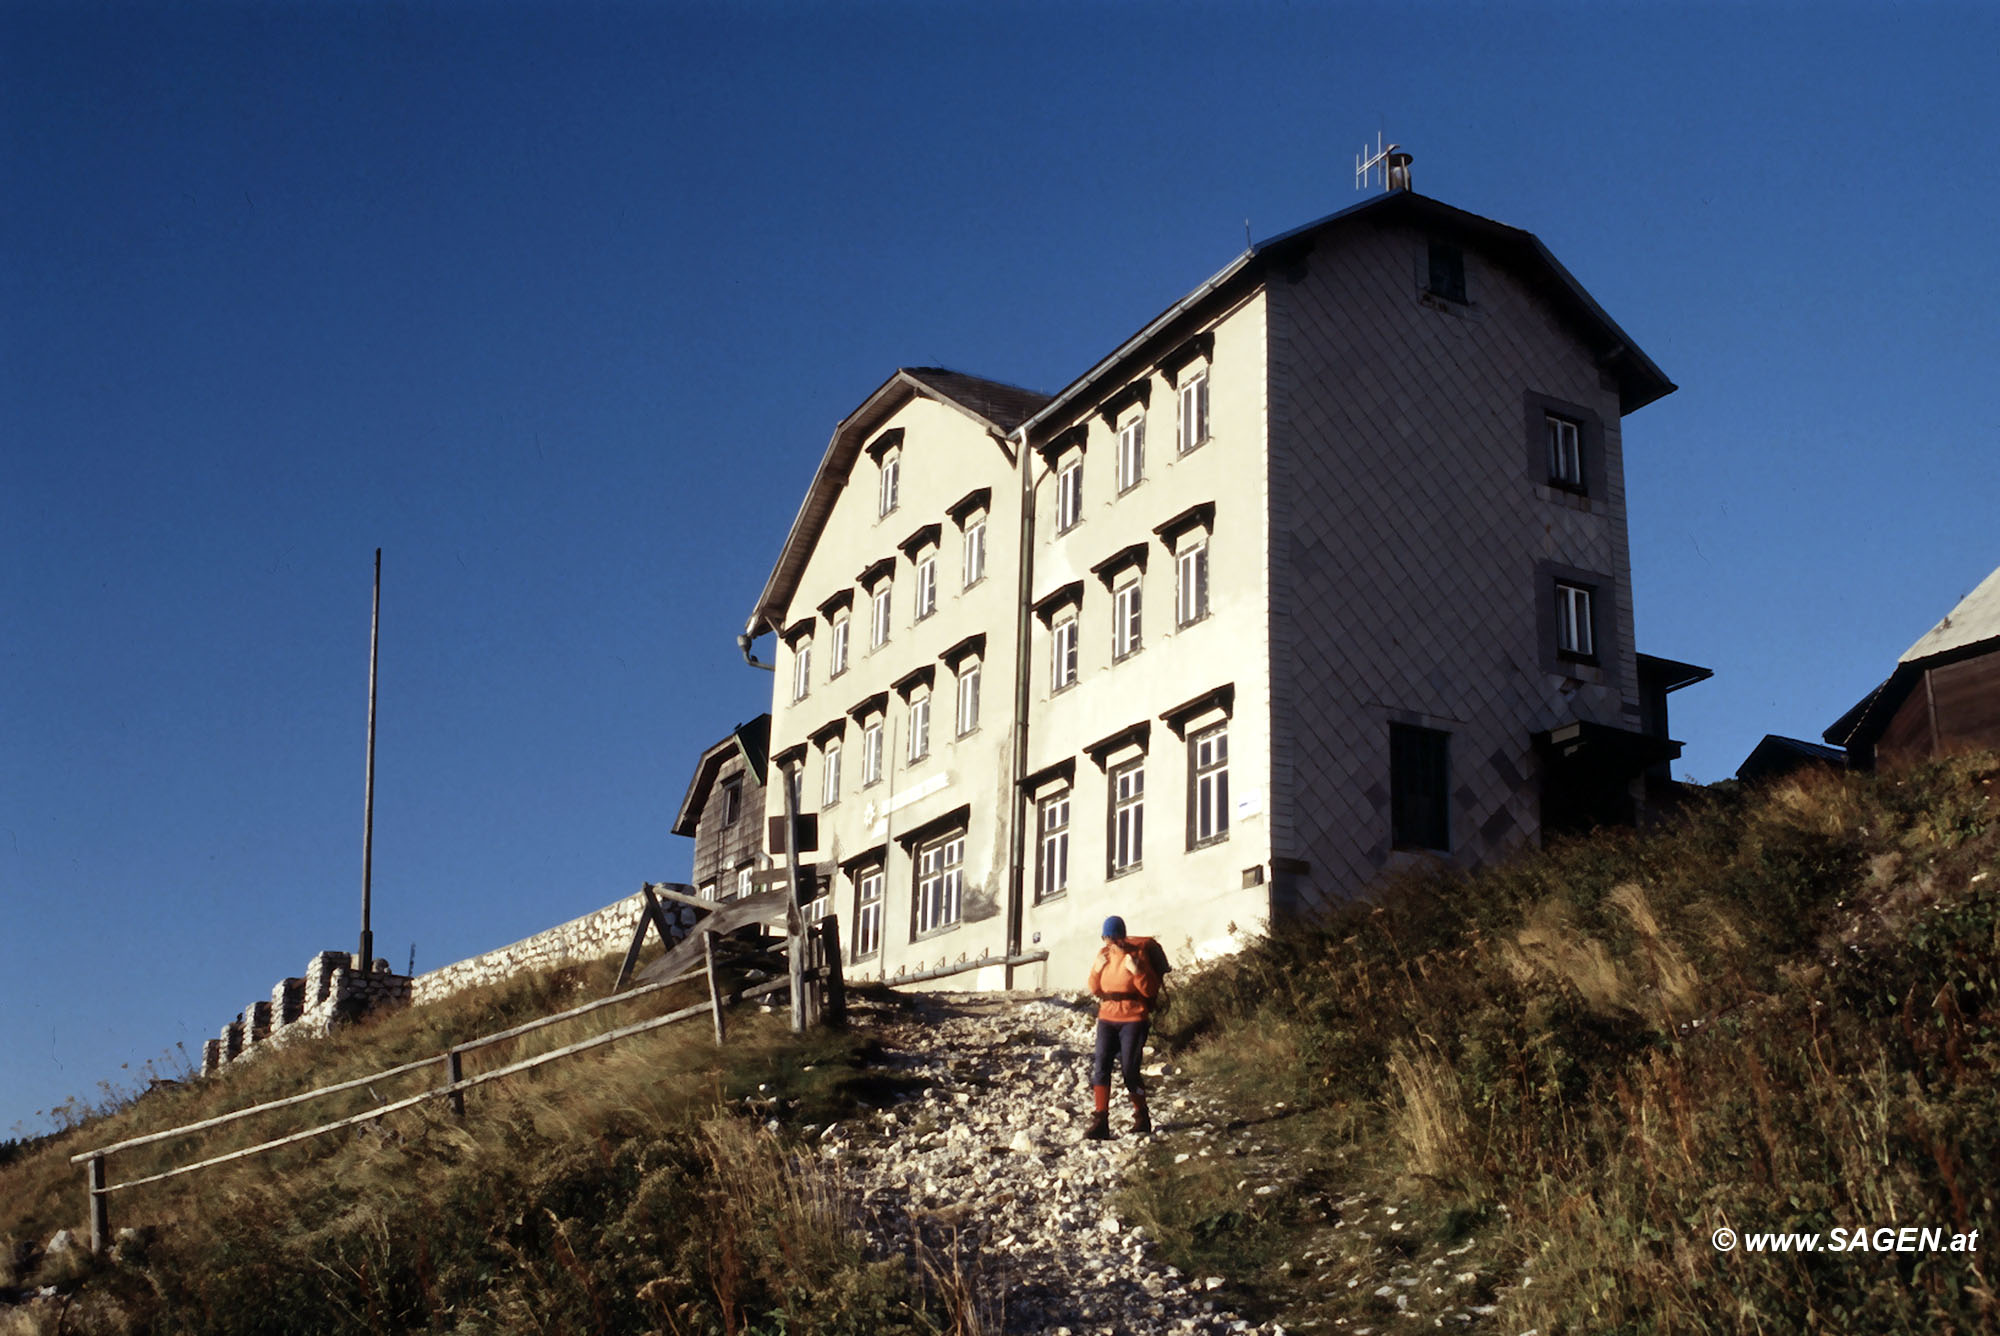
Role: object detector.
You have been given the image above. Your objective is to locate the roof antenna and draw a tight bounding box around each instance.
[1355,133,1413,193]
[1244,218,1251,249]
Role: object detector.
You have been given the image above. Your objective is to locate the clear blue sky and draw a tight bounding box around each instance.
[4,3,1995,1135]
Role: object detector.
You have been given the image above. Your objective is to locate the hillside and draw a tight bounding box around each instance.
[3,755,1997,1334]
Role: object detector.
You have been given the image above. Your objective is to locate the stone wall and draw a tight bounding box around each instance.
[198,891,698,1077]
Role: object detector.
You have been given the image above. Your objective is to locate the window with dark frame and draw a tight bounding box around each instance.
[915,833,964,935]
[1556,581,1596,659]
[1109,759,1145,874]
[721,775,742,826]
[1389,723,1450,851]
[1427,242,1466,304]
[853,867,883,958]
[1189,724,1229,847]
[1036,789,1070,900]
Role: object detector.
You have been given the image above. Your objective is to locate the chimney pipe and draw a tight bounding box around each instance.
[1386,151,1413,192]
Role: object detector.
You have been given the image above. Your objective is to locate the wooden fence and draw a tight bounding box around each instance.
[70,911,845,1253]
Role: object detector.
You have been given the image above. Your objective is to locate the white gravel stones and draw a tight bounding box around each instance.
[833,993,1268,1335]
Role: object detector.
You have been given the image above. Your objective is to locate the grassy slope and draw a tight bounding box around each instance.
[1129,754,2000,1334]
[1,959,948,1336]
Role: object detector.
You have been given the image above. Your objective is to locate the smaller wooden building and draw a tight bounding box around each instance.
[672,715,771,900]
[1826,565,2000,769]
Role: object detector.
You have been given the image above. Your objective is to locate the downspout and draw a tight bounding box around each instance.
[1003,426,1040,988]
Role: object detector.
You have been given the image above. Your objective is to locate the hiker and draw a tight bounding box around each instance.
[1084,915,1163,1140]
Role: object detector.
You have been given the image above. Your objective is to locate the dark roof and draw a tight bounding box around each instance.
[746,369,1049,637]
[671,715,770,838]
[902,368,1050,432]
[1022,190,1675,440]
[1738,734,1846,785]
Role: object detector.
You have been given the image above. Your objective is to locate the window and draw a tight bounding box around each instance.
[1176,542,1209,626]
[878,451,900,517]
[1109,761,1144,874]
[915,555,937,620]
[916,833,964,935]
[808,879,831,924]
[854,867,883,958]
[908,696,930,763]
[734,863,754,900]
[1052,615,1079,691]
[1117,418,1144,492]
[830,615,849,677]
[871,583,892,648]
[791,640,812,702]
[721,776,743,826]
[1427,242,1466,304]
[1112,578,1142,660]
[1057,460,1083,533]
[698,879,716,902]
[962,520,986,588]
[821,741,841,807]
[1036,790,1070,900]
[862,719,884,786]
[956,662,980,736]
[1190,725,1229,846]
[1556,581,1595,659]
[1178,372,1210,453]
[1390,723,1450,851]
[1546,414,1584,490]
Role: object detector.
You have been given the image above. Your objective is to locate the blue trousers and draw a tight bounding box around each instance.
[1092,1019,1149,1092]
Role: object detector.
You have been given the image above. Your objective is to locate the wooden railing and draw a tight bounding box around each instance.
[71,913,845,1253]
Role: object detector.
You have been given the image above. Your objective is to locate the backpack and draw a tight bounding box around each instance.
[1140,937,1172,979]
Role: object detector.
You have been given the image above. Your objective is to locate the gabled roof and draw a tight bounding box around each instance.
[1826,563,2000,750]
[671,715,770,838]
[1899,563,2000,663]
[1021,189,1675,440]
[745,368,1049,637]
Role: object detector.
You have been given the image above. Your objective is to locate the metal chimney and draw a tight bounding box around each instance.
[1385,151,1413,192]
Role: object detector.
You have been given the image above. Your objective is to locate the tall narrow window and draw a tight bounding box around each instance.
[862,719,884,786]
[829,615,849,677]
[916,833,964,935]
[1117,418,1145,492]
[1057,460,1083,533]
[1555,581,1595,659]
[734,864,753,900]
[1036,789,1070,900]
[1178,372,1210,453]
[1109,761,1144,874]
[915,555,938,620]
[821,741,841,808]
[1112,578,1142,660]
[791,641,811,701]
[1390,723,1450,851]
[1176,542,1209,626]
[1546,414,1584,490]
[962,519,986,588]
[956,662,981,736]
[721,776,743,826]
[1189,724,1229,847]
[878,452,900,517]
[1052,615,1079,691]
[1427,242,1466,304]
[871,583,893,647]
[854,867,883,958]
[908,696,931,763]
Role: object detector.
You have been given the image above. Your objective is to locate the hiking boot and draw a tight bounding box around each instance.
[1082,1111,1112,1142]
[1131,1102,1153,1136]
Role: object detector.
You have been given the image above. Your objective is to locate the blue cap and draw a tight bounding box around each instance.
[1102,916,1127,940]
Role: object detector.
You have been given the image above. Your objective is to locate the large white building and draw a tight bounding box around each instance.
[742,181,1700,989]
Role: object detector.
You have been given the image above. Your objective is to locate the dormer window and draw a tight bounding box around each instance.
[1427,242,1466,304]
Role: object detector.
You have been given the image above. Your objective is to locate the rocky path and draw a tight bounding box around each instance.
[807,992,1280,1336]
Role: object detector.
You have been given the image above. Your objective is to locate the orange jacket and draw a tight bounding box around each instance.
[1088,937,1162,1023]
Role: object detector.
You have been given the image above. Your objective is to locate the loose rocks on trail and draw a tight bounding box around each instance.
[808,992,1277,1336]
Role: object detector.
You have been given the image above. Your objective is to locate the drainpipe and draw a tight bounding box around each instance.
[1003,427,1041,988]
[737,631,776,672]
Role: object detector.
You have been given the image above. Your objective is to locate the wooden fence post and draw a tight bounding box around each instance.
[88,1154,108,1254]
[703,931,726,1047]
[446,1049,465,1117]
[817,915,846,1026]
